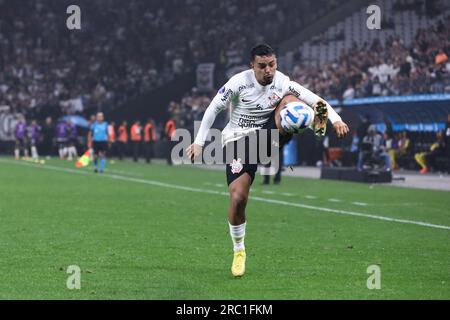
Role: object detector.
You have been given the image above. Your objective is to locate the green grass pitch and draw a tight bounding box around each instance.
[0,156,449,299]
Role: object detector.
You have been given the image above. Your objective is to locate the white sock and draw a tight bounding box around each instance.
[59,148,64,159]
[14,149,19,159]
[67,147,73,160]
[31,146,38,159]
[229,222,246,252]
[70,146,78,158]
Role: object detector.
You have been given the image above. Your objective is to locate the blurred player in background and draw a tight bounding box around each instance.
[445,114,450,172]
[88,112,109,173]
[187,44,349,277]
[14,115,28,160]
[27,119,41,161]
[130,120,143,162]
[66,120,78,161]
[117,121,128,160]
[165,117,176,165]
[108,121,116,160]
[144,118,156,164]
[41,117,55,157]
[56,119,69,160]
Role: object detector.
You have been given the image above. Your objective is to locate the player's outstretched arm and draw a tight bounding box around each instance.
[186,101,225,161]
[187,78,239,161]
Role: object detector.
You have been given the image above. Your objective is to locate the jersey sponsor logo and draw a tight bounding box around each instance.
[288,86,300,97]
[221,88,234,102]
[238,118,258,128]
[238,83,255,92]
[237,114,265,128]
[230,158,243,174]
[270,85,282,92]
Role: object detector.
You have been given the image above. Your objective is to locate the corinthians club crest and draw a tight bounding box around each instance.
[230,158,243,174]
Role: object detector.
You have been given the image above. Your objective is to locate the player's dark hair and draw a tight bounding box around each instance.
[250,44,275,61]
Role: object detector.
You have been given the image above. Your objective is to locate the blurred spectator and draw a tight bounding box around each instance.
[357,125,391,171]
[390,130,411,170]
[290,21,450,100]
[414,131,446,173]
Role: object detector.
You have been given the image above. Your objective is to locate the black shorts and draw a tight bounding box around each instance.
[225,112,292,186]
[15,138,27,149]
[56,138,67,149]
[93,141,108,154]
[29,138,37,147]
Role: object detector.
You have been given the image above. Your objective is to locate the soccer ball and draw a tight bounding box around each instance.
[280,101,314,133]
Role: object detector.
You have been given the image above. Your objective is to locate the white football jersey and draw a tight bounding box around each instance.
[194,69,341,147]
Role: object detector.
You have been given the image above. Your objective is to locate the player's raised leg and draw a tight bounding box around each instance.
[274,94,328,137]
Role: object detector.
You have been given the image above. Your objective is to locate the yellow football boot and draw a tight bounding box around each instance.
[313,100,328,137]
[231,249,246,277]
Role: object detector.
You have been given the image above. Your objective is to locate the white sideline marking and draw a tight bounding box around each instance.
[281,192,295,197]
[262,190,275,195]
[352,202,368,206]
[328,198,341,202]
[3,159,450,231]
[305,195,317,199]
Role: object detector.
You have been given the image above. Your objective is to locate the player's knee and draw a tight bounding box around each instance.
[230,189,248,208]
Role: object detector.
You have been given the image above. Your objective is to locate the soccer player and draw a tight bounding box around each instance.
[186,44,349,277]
[88,112,109,173]
[66,120,78,161]
[56,119,69,159]
[27,119,41,161]
[14,115,28,160]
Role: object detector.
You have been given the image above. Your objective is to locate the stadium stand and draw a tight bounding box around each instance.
[287,0,450,100]
[0,0,339,120]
